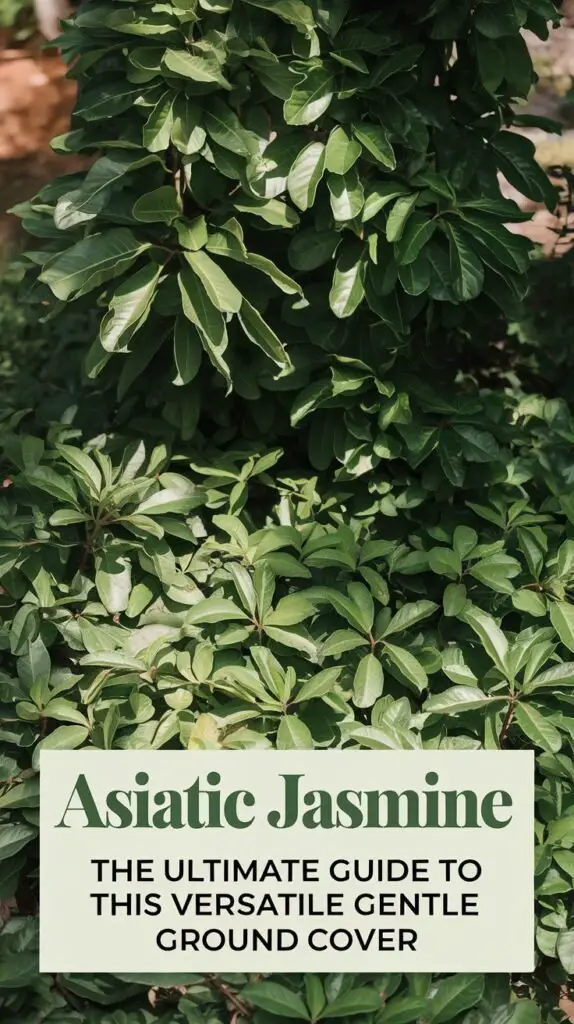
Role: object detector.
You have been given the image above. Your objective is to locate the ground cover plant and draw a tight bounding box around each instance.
[1,0,574,1021]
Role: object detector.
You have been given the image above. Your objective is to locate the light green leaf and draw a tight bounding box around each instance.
[33,725,89,770]
[143,92,175,152]
[23,466,78,506]
[424,686,502,714]
[99,262,161,352]
[550,601,574,652]
[327,169,364,221]
[524,662,574,692]
[238,298,292,372]
[329,250,365,318]
[384,644,427,693]
[39,229,150,301]
[514,702,562,753]
[322,630,367,656]
[95,552,132,614]
[383,600,438,637]
[162,48,231,88]
[171,96,206,155]
[276,715,314,749]
[284,66,334,126]
[325,126,362,174]
[460,605,509,676]
[184,250,242,313]
[265,594,316,627]
[178,266,231,387]
[556,930,574,973]
[287,142,326,211]
[133,186,182,225]
[185,598,249,625]
[386,193,418,243]
[293,666,342,703]
[353,653,384,708]
[352,122,396,169]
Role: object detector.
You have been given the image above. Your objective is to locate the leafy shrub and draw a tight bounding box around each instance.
[2,0,574,1022]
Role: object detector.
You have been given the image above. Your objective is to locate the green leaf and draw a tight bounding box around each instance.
[33,725,89,770]
[49,509,91,526]
[384,644,427,693]
[395,214,436,266]
[327,169,364,221]
[242,982,310,1019]
[386,193,418,243]
[352,122,396,169]
[427,975,484,1023]
[162,48,231,88]
[460,605,509,677]
[0,823,36,863]
[476,36,504,92]
[293,666,342,703]
[380,997,432,1024]
[362,182,410,222]
[171,96,206,155]
[284,66,334,126]
[184,250,242,313]
[444,222,484,301]
[39,229,150,301]
[177,216,208,252]
[329,249,365,318]
[265,626,317,659]
[204,97,254,156]
[556,930,574,973]
[491,131,557,210]
[233,196,299,228]
[0,777,39,810]
[428,547,461,579]
[353,653,384,708]
[514,702,562,753]
[100,262,161,352]
[173,315,202,386]
[287,142,326,211]
[305,976,326,1021]
[133,186,182,225]
[424,686,502,715]
[265,594,316,627]
[185,598,249,625]
[276,714,314,749]
[383,600,438,637]
[95,552,132,614]
[237,298,293,372]
[443,583,468,617]
[524,662,574,692]
[550,601,574,652]
[179,266,231,388]
[244,0,315,30]
[325,126,362,174]
[320,990,382,1018]
[144,92,175,152]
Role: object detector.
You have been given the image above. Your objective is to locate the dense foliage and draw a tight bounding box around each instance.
[1,0,574,1022]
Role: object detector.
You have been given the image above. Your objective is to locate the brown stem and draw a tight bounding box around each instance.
[499,700,515,747]
[204,975,251,1018]
[53,974,83,1010]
